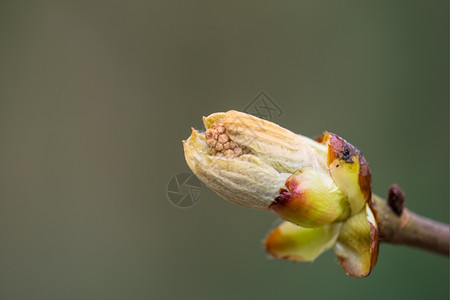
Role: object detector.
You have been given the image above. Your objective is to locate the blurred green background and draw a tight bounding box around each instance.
[0,1,448,299]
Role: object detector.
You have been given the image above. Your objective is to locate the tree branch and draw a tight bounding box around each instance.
[374,192,449,256]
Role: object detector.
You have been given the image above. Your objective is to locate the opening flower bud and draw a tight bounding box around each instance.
[183,110,379,277]
[183,110,329,210]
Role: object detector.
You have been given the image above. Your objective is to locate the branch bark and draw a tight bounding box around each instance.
[374,194,449,256]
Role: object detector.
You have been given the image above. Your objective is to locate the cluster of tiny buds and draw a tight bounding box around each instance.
[205,123,250,157]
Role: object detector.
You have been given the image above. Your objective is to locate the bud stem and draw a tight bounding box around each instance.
[374,194,449,256]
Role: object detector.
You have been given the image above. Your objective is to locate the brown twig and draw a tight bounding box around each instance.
[374,187,449,256]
